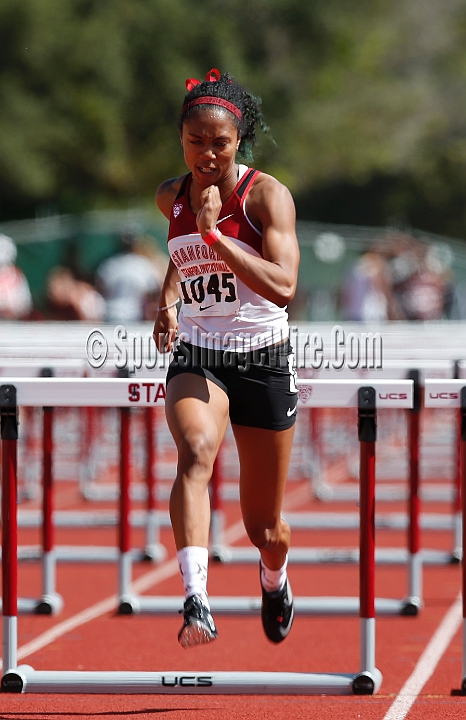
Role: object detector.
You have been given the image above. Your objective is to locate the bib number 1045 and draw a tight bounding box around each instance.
[177,272,240,317]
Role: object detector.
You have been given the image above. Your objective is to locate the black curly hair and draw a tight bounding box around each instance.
[178,71,269,162]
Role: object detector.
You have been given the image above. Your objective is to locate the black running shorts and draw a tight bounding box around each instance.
[166,340,298,430]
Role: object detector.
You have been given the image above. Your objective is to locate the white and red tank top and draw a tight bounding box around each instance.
[167,165,289,351]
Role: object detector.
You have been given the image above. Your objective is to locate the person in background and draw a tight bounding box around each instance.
[388,234,449,321]
[340,238,402,321]
[45,266,106,321]
[0,234,33,320]
[95,224,163,323]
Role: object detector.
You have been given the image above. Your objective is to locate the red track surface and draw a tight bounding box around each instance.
[0,469,465,718]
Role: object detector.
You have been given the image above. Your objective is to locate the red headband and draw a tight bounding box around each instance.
[182,96,242,120]
[183,68,242,121]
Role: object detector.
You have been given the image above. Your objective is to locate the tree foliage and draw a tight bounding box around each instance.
[2,0,466,235]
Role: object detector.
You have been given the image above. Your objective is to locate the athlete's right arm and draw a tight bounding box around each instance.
[152,178,183,353]
[152,259,180,353]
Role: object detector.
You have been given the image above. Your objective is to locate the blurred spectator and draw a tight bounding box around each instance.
[341,232,451,322]
[95,224,163,323]
[340,239,401,321]
[388,233,450,321]
[46,266,106,321]
[0,234,33,319]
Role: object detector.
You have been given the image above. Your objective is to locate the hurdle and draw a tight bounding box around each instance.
[1,377,386,695]
[0,357,169,560]
[424,380,466,694]
[293,362,462,593]
[285,363,462,569]
[117,379,417,618]
[16,405,167,566]
[0,362,87,614]
[4,366,168,566]
[207,369,432,614]
[425,377,465,563]
[298,360,457,502]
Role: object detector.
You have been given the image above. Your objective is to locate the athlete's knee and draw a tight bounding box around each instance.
[243,518,289,553]
[177,430,217,476]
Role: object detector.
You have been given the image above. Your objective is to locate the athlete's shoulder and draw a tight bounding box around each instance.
[248,171,295,212]
[250,171,290,193]
[155,174,190,219]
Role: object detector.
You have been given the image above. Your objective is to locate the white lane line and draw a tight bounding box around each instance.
[382,593,462,720]
[4,483,310,666]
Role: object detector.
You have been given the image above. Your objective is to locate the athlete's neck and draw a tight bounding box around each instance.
[190,163,239,211]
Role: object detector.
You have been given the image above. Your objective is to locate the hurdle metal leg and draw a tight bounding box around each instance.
[143,407,166,562]
[357,387,381,688]
[37,405,63,614]
[118,407,137,612]
[405,371,422,611]
[453,406,463,562]
[1,386,19,670]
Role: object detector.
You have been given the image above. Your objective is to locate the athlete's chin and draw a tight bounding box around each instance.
[194,168,220,185]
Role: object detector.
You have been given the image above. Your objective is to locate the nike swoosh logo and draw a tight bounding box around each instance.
[286,407,297,417]
[216,214,233,225]
[199,304,215,312]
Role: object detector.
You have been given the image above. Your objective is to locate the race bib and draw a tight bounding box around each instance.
[177,272,240,317]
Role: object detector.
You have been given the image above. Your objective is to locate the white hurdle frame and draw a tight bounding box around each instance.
[0,363,165,617]
[290,362,461,564]
[0,362,86,615]
[1,361,167,563]
[424,380,466,694]
[0,377,405,696]
[210,361,460,589]
[122,379,416,618]
[208,367,431,614]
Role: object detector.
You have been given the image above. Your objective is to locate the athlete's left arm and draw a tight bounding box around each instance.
[200,175,300,307]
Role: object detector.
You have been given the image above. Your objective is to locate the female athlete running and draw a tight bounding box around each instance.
[153,69,300,648]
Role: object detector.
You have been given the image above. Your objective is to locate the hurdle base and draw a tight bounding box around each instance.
[118,596,140,615]
[2,669,27,693]
[210,545,234,563]
[0,597,63,616]
[141,543,167,563]
[35,593,64,616]
[2,665,383,695]
[352,669,382,695]
[400,596,422,617]
[461,676,466,695]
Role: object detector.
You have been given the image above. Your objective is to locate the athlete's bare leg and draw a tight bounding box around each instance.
[165,373,230,550]
[232,424,295,570]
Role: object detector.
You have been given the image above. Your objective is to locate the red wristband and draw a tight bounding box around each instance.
[202,227,221,246]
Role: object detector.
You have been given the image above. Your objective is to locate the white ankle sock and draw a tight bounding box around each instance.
[177,546,210,609]
[260,555,288,593]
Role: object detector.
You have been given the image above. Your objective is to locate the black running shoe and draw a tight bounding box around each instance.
[260,575,294,643]
[178,595,218,649]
